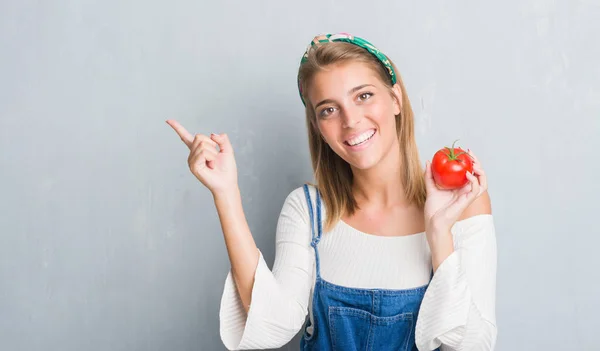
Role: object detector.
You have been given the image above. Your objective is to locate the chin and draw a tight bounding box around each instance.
[343,153,382,171]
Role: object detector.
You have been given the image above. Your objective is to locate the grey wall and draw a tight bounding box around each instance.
[1,1,598,350]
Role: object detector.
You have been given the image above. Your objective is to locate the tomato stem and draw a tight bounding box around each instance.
[443,139,460,160]
[443,139,473,162]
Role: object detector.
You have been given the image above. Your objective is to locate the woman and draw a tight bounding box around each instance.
[167,33,497,351]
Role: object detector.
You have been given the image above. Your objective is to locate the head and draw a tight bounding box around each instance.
[297,34,426,231]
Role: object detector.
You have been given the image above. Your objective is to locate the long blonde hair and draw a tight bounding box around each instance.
[298,42,427,232]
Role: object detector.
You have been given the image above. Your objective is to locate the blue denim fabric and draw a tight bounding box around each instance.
[300,184,439,351]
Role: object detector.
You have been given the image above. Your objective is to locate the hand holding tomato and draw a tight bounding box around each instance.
[431,140,474,190]
[424,142,488,233]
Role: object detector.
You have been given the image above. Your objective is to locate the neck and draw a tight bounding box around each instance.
[350,139,407,208]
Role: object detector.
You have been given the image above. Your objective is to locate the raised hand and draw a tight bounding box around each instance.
[423,149,488,232]
[166,119,238,195]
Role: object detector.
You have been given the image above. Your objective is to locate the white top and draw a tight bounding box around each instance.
[219,186,497,350]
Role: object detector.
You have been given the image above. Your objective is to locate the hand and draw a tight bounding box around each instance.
[423,149,488,233]
[166,119,238,195]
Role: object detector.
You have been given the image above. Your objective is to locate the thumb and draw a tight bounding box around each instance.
[210,133,233,153]
[424,161,436,190]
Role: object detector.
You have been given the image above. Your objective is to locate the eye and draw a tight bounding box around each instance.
[319,107,337,118]
[357,92,373,101]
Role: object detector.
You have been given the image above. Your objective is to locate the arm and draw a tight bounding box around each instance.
[419,188,497,351]
[429,192,492,272]
[166,120,261,313]
[219,187,315,350]
[419,151,497,350]
[416,212,497,351]
[213,187,260,314]
[165,121,313,349]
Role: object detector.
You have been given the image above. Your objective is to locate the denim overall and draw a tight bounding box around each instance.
[300,185,439,351]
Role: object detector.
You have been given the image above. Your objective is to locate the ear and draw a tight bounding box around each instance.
[391,83,403,115]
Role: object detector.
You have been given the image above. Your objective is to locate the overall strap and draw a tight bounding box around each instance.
[302,184,323,279]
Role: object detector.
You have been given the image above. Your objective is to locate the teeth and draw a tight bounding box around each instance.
[347,130,375,146]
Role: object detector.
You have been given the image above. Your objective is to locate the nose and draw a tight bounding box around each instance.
[341,105,362,129]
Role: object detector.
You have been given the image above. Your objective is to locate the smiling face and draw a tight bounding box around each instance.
[307,61,403,171]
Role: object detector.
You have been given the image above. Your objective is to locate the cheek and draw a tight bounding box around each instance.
[317,121,337,143]
[369,104,398,143]
[368,103,395,127]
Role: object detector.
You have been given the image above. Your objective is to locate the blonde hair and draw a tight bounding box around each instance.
[298,42,427,232]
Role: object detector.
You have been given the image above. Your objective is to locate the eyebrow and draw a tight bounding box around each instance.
[314,84,376,110]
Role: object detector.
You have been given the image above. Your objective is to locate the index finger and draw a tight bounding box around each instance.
[166,119,193,148]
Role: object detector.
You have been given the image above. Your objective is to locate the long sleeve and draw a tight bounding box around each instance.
[415,214,498,351]
[219,188,315,350]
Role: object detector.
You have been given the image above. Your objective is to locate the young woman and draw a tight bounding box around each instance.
[167,33,497,351]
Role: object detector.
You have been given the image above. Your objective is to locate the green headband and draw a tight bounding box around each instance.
[297,33,397,106]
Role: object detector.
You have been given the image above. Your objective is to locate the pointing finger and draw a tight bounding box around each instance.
[166,119,194,148]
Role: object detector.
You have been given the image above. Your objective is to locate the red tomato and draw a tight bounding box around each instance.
[431,140,474,190]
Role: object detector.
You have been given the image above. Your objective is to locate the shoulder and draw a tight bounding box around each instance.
[283,184,314,208]
[459,190,492,221]
[453,191,495,239]
[275,185,322,244]
[279,184,319,225]
[284,184,321,207]
[280,184,328,226]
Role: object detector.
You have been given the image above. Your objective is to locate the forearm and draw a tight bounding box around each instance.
[427,226,454,272]
[213,186,260,313]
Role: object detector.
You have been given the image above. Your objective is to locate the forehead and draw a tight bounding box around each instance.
[307,61,384,102]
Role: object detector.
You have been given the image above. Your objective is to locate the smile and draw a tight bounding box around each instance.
[344,129,376,146]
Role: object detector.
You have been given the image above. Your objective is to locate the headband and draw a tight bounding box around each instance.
[297,33,397,106]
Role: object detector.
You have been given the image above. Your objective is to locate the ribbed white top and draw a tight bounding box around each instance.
[219,186,497,350]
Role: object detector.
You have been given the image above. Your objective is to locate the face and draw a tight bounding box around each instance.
[307,61,403,170]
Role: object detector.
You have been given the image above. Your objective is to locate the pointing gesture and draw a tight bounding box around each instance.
[166,119,238,195]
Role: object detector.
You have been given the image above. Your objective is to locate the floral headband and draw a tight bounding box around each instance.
[297,33,397,106]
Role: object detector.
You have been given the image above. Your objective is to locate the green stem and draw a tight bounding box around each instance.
[444,139,469,161]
